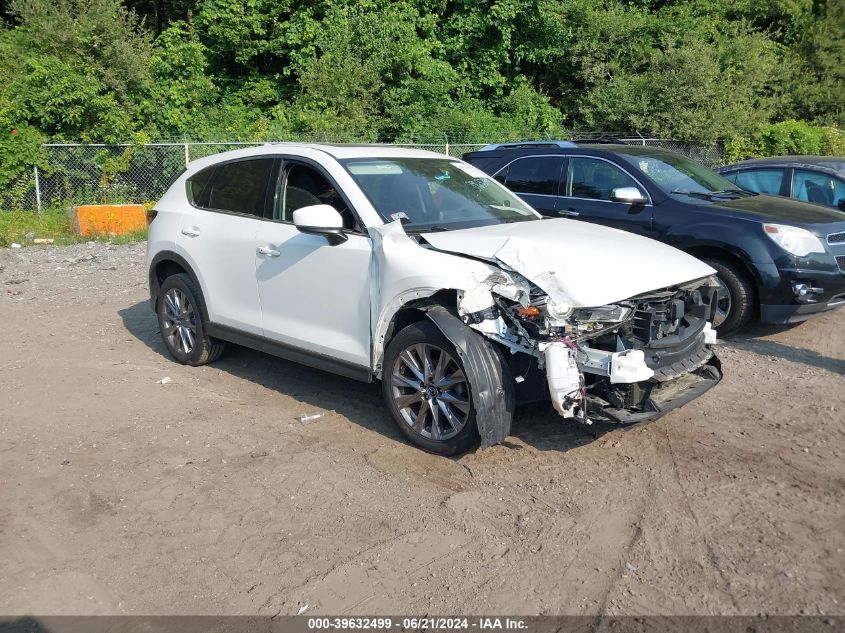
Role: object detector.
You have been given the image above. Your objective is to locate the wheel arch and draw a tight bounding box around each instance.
[684,245,760,303]
[374,289,460,376]
[148,251,209,321]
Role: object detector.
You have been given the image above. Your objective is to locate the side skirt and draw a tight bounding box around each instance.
[206,323,373,383]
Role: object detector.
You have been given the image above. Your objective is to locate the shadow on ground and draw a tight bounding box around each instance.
[118,300,595,455]
[728,324,845,376]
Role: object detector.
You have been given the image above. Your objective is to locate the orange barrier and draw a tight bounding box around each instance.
[70,204,147,236]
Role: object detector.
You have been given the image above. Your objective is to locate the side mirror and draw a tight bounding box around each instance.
[292,204,347,246]
[611,187,647,204]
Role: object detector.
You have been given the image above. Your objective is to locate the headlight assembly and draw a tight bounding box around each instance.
[571,304,633,324]
[763,224,826,257]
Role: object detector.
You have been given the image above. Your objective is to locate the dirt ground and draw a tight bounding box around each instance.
[1,241,843,616]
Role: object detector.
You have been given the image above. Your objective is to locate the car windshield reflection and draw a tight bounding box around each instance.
[622,152,751,198]
[341,158,540,231]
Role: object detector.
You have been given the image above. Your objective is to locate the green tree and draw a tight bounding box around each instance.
[788,0,845,126]
[0,0,152,141]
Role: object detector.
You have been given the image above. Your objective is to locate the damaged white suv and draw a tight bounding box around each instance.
[147,145,722,454]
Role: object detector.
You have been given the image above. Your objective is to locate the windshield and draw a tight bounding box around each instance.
[621,152,747,198]
[341,157,540,231]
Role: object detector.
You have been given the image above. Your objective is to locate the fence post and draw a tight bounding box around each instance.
[33,165,42,214]
[444,134,450,156]
[183,142,190,167]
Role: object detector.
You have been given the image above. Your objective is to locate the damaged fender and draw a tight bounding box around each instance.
[369,220,527,374]
[424,305,515,448]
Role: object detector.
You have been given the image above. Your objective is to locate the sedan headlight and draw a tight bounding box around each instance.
[571,304,633,324]
[546,298,573,319]
[763,224,826,257]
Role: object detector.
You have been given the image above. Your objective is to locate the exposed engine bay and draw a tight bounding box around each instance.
[456,275,723,426]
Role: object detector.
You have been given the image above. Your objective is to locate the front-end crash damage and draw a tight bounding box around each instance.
[371,218,723,448]
[454,271,723,426]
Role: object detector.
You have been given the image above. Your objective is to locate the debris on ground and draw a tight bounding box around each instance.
[158,377,172,385]
[297,412,324,424]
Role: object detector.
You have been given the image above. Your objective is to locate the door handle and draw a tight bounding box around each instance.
[557,208,580,217]
[257,246,280,257]
[181,227,201,237]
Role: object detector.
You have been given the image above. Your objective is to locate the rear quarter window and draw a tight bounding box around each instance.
[185,166,215,208]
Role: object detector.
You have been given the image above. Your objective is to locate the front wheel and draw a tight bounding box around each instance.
[702,257,755,336]
[382,321,481,455]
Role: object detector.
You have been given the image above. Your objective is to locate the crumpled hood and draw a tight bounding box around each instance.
[421,218,715,308]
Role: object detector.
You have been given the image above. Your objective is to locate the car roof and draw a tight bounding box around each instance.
[478,140,578,151]
[462,143,686,163]
[722,156,845,173]
[185,143,450,172]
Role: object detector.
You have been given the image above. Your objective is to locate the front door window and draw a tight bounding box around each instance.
[792,169,845,208]
[566,157,646,201]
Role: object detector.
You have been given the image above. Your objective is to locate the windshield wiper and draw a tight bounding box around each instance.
[406,225,450,233]
[708,189,752,198]
[671,189,747,199]
[670,190,713,199]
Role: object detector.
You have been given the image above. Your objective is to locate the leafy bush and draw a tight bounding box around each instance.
[725,121,845,163]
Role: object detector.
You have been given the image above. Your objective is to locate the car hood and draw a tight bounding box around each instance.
[701,194,845,232]
[420,219,715,308]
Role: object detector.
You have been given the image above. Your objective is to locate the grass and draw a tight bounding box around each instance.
[0,207,148,247]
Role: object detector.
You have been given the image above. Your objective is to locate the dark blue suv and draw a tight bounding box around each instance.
[464,143,845,334]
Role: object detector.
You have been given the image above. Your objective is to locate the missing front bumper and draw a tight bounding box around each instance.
[585,356,722,425]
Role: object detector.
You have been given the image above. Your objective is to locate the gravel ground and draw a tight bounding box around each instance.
[0,241,843,616]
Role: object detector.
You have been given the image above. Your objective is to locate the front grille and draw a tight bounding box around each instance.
[837,255,845,271]
[829,231,845,244]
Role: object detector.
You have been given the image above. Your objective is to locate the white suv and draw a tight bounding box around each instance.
[147,144,723,454]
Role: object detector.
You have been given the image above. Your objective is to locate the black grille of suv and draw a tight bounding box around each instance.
[829,232,845,244]
[837,255,845,271]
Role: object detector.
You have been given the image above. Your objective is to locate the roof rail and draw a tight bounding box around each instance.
[477,140,578,151]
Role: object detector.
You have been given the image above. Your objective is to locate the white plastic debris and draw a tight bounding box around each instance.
[702,321,718,345]
[158,376,172,385]
[297,413,324,424]
[297,603,310,615]
[10,243,21,249]
[610,349,655,384]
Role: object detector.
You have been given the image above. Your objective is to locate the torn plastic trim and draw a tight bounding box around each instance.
[423,305,515,448]
[587,357,722,425]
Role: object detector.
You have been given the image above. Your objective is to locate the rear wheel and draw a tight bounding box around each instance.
[157,273,225,366]
[702,257,755,336]
[382,321,479,455]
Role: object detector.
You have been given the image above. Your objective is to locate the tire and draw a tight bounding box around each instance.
[702,257,755,336]
[156,273,225,366]
[382,321,486,455]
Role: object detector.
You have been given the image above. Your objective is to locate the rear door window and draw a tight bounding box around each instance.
[726,168,785,195]
[502,157,565,195]
[206,158,276,217]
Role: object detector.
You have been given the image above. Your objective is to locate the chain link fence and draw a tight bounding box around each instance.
[3,138,724,213]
